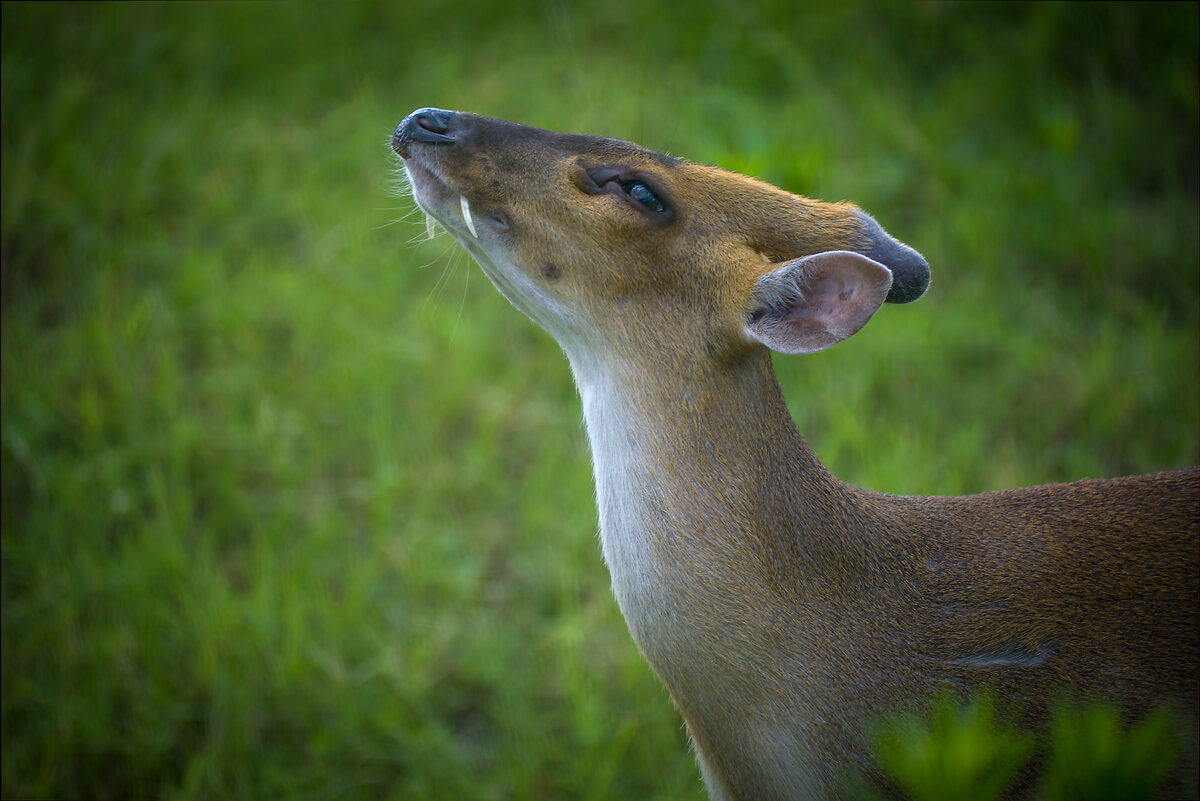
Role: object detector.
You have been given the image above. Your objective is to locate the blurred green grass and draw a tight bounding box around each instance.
[865,692,1183,801]
[2,2,1196,798]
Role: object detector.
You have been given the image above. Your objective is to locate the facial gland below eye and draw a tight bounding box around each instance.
[626,181,665,213]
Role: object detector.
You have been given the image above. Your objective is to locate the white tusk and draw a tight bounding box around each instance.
[426,215,437,240]
[460,195,478,239]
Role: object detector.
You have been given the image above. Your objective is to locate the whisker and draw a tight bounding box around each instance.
[449,250,472,345]
[422,242,459,311]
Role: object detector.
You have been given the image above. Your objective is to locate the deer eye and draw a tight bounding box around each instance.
[625,181,665,213]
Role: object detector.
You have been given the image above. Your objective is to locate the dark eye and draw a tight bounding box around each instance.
[625,181,665,213]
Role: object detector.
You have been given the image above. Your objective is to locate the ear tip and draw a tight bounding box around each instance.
[854,211,931,303]
[886,267,931,303]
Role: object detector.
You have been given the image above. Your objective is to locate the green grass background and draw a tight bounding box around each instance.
[2,2,1196,799]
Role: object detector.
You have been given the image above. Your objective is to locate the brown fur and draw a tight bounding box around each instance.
[393,109,1199,800]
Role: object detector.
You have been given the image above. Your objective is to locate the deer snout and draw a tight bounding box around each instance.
[393,107,458,156]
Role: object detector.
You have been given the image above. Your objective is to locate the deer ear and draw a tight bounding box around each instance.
[746,251,892,354]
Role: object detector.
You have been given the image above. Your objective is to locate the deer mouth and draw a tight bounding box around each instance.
[394,143,483,242]
[392,109,477,239]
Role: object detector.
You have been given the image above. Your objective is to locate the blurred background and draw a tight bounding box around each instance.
[2,2,1196,799]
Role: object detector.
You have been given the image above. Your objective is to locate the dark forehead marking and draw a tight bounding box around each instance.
[478,114,683,169]
[574,135,683,168]
[647,149,683,168]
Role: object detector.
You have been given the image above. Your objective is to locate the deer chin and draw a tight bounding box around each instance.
[403,161,477,244]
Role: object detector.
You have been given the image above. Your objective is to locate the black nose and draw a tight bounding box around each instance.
[392,107,457,155]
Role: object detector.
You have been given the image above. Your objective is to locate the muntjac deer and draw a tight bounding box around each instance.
[391,108,1199,800]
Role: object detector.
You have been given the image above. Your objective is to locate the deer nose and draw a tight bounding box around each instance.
[393,107,458,155]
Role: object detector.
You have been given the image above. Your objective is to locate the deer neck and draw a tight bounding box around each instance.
[566,342,874,638]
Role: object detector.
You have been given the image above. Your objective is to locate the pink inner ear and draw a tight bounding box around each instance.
[747,251,892,355]
[784,271,862,327]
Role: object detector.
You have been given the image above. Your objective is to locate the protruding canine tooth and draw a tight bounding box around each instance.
[426,215,437,240]
[460,195,478,238]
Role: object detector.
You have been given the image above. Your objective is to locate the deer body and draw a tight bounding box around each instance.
[391,108,1199,800]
